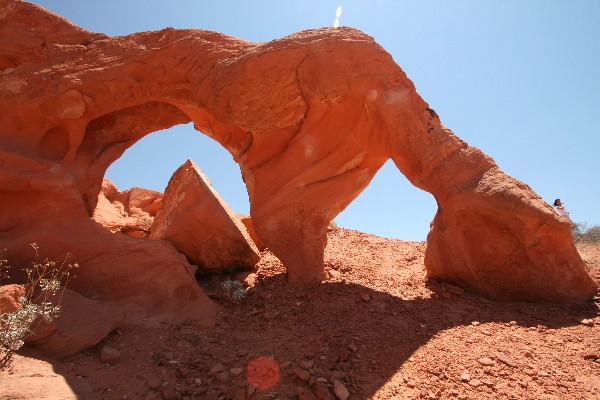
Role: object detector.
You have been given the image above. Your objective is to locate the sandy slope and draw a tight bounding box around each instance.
[2,228,599,399]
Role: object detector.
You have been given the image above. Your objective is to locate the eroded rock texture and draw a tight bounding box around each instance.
[93,178,162,237]
[149,159,260,274]
[26,287,126,359]
[0,0,595,305]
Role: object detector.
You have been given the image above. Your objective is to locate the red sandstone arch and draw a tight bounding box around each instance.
[0,0,595,329]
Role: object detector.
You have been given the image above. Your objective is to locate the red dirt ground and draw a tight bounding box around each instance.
[2,228,599,400]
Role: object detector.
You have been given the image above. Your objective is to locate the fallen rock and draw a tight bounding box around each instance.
[215,371,230,384]
[332,379,350,400]
[313,381,334,400]
[150,160,260,274]
[28,288,125,359]
[496,353,518,367]
[100,346,121,365]
[0,284,25,313]
[469,379,483,388]
[147,377,163,390]
[293,367,311,382]
[210,363,227,373]
[477,357,495,366]
[460,370,471,382]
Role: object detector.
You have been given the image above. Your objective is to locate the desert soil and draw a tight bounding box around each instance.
[1,228,599,400]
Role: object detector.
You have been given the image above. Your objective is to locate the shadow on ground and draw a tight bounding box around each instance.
[13,272,598,400]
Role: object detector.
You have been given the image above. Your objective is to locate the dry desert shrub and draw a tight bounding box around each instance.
[0,244,77,367]
[573,223,600,244]
[220,279,247,303]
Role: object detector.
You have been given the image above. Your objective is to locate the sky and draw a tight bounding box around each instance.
[30,0,600,241]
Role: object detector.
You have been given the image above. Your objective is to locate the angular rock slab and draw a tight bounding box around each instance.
[0,159,217,326]
[150,160,260,274]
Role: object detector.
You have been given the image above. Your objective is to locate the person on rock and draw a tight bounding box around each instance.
[553,199,573,225]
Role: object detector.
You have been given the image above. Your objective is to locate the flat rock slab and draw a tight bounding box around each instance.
[150,160,259,274]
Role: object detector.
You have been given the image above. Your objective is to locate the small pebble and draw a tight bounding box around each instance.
[496,352,518,367]
[460,371,471,382]
[477,357,495,366]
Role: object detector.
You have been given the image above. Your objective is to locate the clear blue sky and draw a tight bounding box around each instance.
[31,0,600,240]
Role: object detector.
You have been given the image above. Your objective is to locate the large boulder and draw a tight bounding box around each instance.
[0,1,595,303]
[25,287,125,359]
[150,160,260,274]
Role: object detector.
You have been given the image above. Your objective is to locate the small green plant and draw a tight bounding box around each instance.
[220,279,246,303]
[0,244,77,367]
[572,223,600,244]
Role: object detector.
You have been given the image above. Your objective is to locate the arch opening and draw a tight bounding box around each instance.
[335,159,437,241]
[94,122,251,237]
[105,122,249,213]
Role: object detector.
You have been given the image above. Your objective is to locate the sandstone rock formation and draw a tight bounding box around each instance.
[0,284,25,314]
[241,216,266,251]
[26,287,125,359]
[149,160,260,274]
[93,179,161,237]
[0,0,595,306]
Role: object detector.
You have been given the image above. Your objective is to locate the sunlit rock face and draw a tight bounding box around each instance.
[93,178,161,237]
[0,0,595,310]
[149,160,260,274]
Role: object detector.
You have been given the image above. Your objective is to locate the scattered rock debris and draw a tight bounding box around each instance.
[3,229,599,399]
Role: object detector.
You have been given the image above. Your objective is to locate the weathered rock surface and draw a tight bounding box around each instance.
[0,284,25,313]
[241,216,267,251]
[93,178,161,237]
[150,160,260,273]
[26,287,125,359]
[0,1,595,303]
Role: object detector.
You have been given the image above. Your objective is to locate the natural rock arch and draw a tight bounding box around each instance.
[0,0,595,331]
